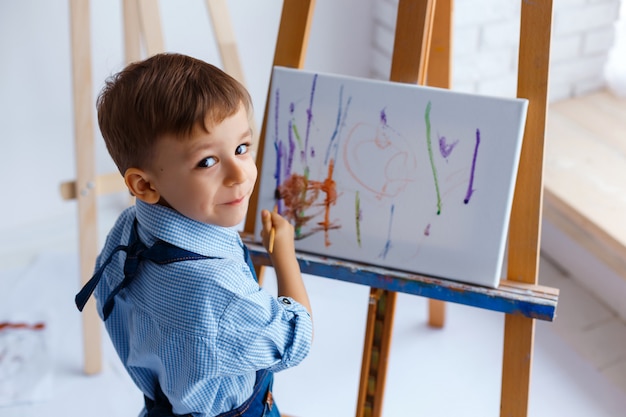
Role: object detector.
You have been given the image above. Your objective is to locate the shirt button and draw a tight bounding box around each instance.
[280,297,292,305]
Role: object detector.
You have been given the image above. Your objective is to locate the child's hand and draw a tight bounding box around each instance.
[260,209,295,256]
[260,209,312,319]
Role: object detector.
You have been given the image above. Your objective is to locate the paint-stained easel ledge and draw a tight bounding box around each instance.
[242,238,559,322]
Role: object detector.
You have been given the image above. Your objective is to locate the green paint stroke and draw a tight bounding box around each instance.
[355,191,362,247]
[291,121,303,149]
[294,166,310,238]
[425,101,442,215]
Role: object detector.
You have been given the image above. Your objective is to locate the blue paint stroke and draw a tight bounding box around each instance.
[274,139,283,192]
[324,85,352,165]
[355,191,362,247]
[379,204,395,259]
[287,118,295,178]
[464,129,481,204]
[303,74,318,165]
[286,102,296,179]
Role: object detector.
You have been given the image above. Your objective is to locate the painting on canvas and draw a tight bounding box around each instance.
[255,67,528,288]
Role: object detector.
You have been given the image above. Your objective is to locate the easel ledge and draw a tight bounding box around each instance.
[243,239,559,321]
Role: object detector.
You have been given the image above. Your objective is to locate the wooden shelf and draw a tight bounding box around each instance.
[243,240,559,322]
[544,90,626,282]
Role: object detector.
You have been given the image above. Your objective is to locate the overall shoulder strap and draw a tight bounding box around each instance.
[75,219,214,320]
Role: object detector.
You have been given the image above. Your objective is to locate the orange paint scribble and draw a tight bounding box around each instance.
[279,159,340,246]
[310,159,338,246]
[279,173,319,233]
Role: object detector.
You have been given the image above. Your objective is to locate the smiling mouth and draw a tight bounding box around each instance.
[224,196,247,206]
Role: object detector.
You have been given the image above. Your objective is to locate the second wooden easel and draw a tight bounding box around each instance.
[243,0,557,416]
[64,0,254,374]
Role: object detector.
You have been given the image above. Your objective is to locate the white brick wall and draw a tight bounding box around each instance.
[371,0,622,102]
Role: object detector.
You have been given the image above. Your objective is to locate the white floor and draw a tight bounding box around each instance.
[1,199,625,417]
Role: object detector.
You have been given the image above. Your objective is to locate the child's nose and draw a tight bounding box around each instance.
[223,158,247,185]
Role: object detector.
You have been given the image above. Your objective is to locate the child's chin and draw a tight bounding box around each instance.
[219,214,247,229]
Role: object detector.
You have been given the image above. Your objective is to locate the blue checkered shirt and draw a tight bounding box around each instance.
[93,200,312,416]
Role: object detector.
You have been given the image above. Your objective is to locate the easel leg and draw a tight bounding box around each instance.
[356,1,437,414]
[244,0,316,236]
[427,300,446,328]
[356,289,397,417]
[205,0,247,86]
[425,0,452,330]
[205,0,261,152]
[501,315,535,416]
[500,0,552,414]
[69,0,101,374]
[122,0,164,62]
[123,0,142,63]
[243,0,316,285]
[426,0,452,88]
[136,0,164,56]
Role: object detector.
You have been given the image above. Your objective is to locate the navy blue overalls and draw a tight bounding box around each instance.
[75,219,279,417]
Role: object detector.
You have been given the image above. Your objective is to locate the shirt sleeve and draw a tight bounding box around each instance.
[216,287,313,375]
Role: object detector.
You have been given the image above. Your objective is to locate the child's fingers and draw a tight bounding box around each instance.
[261,210,272,233]
[270,211,294,236]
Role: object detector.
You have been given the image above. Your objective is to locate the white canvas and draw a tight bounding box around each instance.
[255,67,528,288]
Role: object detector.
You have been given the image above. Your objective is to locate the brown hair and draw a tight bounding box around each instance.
[97,53,252,174]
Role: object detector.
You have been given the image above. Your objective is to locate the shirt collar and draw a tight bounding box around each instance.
[134,200,243,260]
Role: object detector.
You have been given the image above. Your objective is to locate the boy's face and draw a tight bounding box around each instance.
[145,104,257,227]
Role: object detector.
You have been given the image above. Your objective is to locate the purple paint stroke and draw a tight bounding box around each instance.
[286,118,295,178]
[273,88,283,211]
[380,107,388,126]
[303,74,318,165]
[424,223,431,236]
[438,135,459,160]
[274,139,284,199]
[464,129,481,204]
[274,89,281,142]
[379,204,395,259]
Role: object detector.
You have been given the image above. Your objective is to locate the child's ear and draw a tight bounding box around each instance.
[124,168,160,204]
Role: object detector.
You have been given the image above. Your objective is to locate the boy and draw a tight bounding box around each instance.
[75,53,313,417]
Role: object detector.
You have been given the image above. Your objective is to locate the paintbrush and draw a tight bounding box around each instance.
[268,205,277,253]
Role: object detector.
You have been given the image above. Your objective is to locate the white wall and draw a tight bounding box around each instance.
[605,0,626,96]
[372,0,622,101]
[0,0,374,235]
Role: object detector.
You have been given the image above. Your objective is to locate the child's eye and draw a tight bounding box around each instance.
[197,156,218,168]
[236,143,250,155]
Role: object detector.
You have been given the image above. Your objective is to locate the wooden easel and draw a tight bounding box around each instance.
[243,1,558,416]
[64,0,254,374]
[66,0,558,415]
